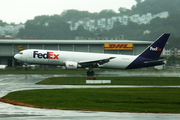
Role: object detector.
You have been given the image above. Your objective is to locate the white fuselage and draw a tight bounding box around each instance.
[14,49,137,69]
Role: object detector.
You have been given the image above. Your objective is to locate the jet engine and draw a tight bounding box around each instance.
[65,61,79,69]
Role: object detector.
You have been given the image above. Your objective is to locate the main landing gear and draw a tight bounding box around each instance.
[87,67,94,76]
[87,71,94,76]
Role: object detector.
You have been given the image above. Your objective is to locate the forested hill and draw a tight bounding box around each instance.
[132,0,180,14]
[15,0,180,48]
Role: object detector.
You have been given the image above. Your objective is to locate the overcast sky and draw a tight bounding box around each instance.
[0,0,136,24]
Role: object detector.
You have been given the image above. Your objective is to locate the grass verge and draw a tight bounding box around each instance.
[2,88,180,113]
[0,69,87,74]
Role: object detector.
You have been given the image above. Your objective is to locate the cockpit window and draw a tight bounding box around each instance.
[19,52,23,55]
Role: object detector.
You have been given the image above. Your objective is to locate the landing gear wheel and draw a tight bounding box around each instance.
[25,67,28,70]
[87,71,94,76]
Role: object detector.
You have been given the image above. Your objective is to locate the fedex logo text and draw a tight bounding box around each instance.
[33,51,59,59]
[150,47,162,51]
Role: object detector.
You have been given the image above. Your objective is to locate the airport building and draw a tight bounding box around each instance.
[0,39,153,67]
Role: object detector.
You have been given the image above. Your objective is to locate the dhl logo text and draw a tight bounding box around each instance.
[33,51,59,59]
[104,43,133,50]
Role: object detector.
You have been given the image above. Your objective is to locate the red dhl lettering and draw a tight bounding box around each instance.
[104,43,133,50]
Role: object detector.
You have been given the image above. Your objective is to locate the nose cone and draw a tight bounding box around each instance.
[14,54,20,60]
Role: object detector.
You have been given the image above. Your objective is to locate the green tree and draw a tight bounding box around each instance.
[118,7,131,15]
[98,10,117,18]
[0,20,7,26]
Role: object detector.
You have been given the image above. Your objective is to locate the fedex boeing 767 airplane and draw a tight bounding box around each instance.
[14,33,170,76]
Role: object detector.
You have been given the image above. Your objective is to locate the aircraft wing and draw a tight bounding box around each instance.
[78,57,116,67]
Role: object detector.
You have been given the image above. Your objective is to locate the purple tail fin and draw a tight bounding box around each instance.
[126,33,170,69]
[139,33,170,60]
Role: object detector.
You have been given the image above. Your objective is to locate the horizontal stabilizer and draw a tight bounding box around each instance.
[144,59,165,64]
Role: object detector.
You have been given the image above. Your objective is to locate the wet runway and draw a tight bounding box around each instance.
[1,74,180,120]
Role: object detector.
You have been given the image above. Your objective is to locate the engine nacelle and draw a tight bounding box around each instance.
[65,61,78,69]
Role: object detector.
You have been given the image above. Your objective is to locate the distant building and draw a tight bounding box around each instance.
[162,49,171,57]
[177,50,180,57]
[162,48,180,57]
[67,11,169,32]
[75,36,124,40]
[0,24,25,37]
